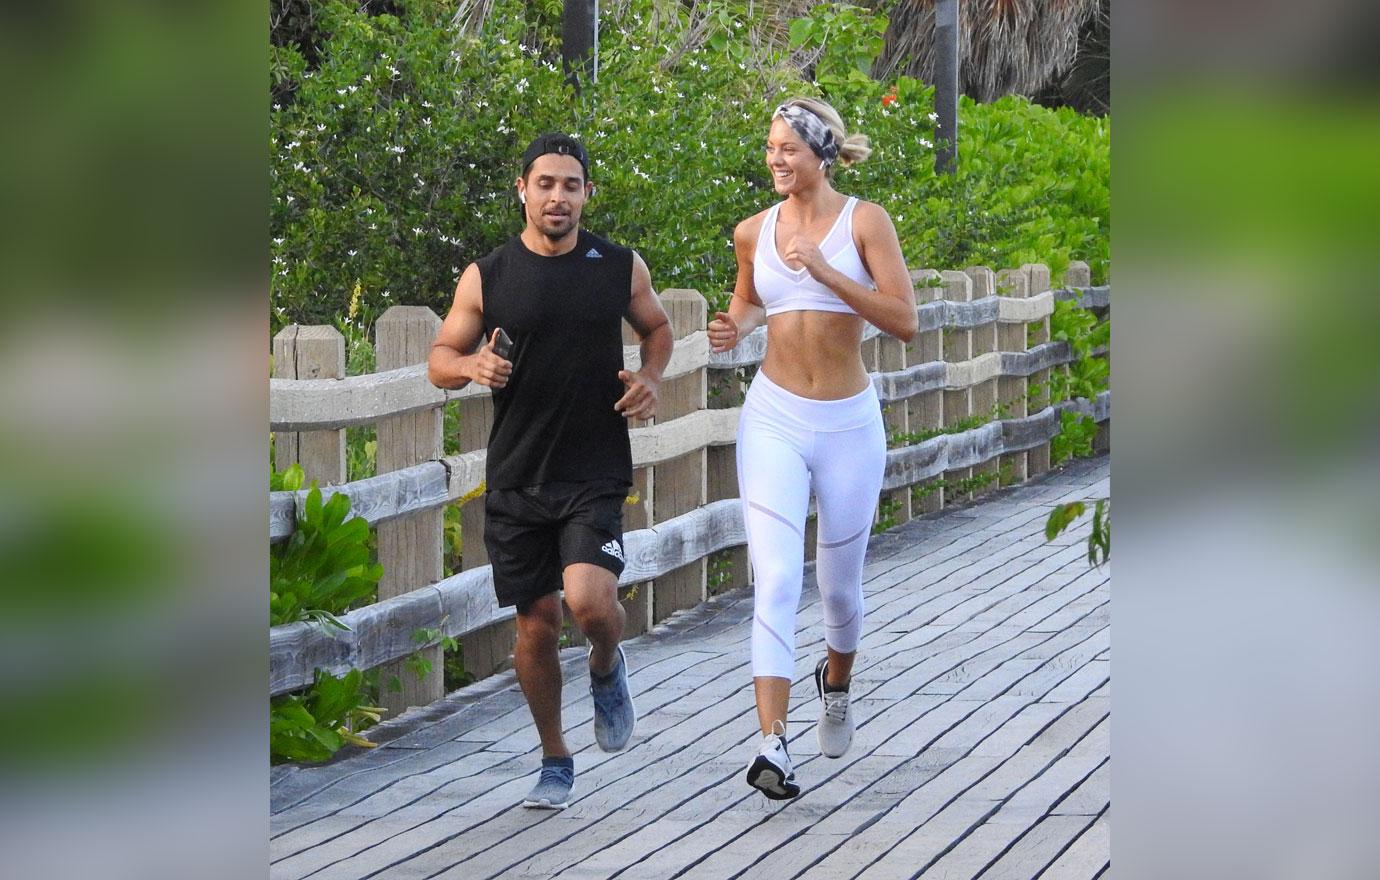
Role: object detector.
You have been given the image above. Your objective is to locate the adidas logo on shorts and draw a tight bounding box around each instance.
[601,540,625,563]
[585,247,603,259]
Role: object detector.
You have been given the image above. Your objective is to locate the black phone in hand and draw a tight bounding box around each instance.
[493,327,514,359]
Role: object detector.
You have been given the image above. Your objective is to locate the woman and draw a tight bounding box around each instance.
[708,98,917,799]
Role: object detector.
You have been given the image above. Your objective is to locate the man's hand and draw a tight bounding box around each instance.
[614,369,659,420]
[707,310,740,354]
[468,328,513,389]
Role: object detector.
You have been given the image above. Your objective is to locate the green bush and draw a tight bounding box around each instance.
[271,668,384,764]
[269,475,386,763]
[270,483,382,629]
[271,0,1109,330]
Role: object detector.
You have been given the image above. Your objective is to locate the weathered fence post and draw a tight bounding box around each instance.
[620,321,653,636]
[1023,263,1053,476]
[374,306,445,713]
[1064,260,1110,454]
[966,266,1001,497]
[649,289,708,624]
[996,267,1031,484]
[909,270,944,514]
[941,270,974,504]
[877,311,911,528]
[457,366,513,676]
[272,325,346,485]
[706,351,750,598]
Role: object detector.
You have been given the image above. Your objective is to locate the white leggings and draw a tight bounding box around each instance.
[737,371,887,679]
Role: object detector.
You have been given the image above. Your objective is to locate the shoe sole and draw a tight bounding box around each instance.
[521,798,568,810]
[746,757,800,800]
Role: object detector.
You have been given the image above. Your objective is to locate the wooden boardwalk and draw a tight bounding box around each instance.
[271,455,1110,880]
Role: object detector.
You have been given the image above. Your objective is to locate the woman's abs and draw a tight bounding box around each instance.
[761,311,869,400]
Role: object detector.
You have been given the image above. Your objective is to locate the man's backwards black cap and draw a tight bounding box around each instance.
[520,133,589,179]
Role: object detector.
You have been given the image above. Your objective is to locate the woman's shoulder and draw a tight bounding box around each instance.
[848,198,896,233]
[733,207,773,248]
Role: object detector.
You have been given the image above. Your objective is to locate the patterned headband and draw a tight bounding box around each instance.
[773,103,840,167]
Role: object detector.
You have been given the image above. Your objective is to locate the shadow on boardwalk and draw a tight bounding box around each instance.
[271,455,1110,880]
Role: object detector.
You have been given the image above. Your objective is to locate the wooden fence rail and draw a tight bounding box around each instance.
[269,263,1109,704]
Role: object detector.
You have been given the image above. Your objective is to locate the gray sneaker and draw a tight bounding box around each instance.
[815,657,854,758]
[590,644,636,751]
[522,757,574,810]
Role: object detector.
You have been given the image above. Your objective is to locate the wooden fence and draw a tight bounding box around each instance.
[269,261,1110,718]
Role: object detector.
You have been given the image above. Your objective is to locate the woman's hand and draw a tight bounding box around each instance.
[707,310,740,354]
[781,235,830,282]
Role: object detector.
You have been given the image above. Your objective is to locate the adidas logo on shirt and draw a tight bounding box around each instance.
[601,540,625,563]
[585,247,603,259]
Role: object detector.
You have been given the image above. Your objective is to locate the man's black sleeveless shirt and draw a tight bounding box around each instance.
[476,229,633,490]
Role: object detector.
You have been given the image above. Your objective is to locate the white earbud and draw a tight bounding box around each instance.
[519,192,526,205]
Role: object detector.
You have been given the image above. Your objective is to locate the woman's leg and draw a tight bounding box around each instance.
[810,416,887,685]
[737,415,811,735]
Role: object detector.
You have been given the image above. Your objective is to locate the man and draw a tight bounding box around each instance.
[428,133,672,810]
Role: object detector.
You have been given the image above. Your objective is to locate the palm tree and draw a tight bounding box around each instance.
[875,0,1103,106]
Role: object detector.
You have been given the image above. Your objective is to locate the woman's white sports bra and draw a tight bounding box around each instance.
[752,196,875,317]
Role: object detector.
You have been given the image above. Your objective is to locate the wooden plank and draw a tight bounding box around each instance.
[268,293,1087,433]
[272,324,346,485]
[374,306,446,714]
[269,457,1110,880]
[266,356,1095,541]
[1036,812,1109,878]
[645,289,709,625]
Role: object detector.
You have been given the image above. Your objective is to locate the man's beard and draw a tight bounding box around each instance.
[536,212,576,240]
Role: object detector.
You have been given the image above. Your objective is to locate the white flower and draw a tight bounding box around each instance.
[363,74,371,82]
[273,237,284,245]
[422,117,432,126]
[452,267,460,274]
[413,227,423,235]
[336,88,347,96]
[388,145,406,154]
[347,249,357,257]
[515,78,528,93]
[928,112,938,122]
[920,138,933,149]
[316,124,325,132]
[388,66,400,78]
[286,195,295,203]
[348,85,358,93]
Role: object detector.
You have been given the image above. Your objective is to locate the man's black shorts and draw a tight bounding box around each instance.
[483,479,629,609]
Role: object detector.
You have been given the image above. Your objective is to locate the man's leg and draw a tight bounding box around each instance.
[563,562,624,674]
[515,592,569,758]
[565,562,635,751]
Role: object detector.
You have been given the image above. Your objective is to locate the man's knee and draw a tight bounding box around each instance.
[516,593,563,647]
[563,564,621,632]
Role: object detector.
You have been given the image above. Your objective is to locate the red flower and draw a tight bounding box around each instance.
[882,86,898,107]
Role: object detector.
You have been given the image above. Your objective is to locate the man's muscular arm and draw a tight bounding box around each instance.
[428,263,513,390]
[616,252,672,420]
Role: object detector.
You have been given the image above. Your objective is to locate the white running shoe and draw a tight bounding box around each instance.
[815,657,854,758]
[746,720,800,800]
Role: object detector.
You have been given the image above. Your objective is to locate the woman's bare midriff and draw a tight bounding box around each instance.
[760,310,870,400]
